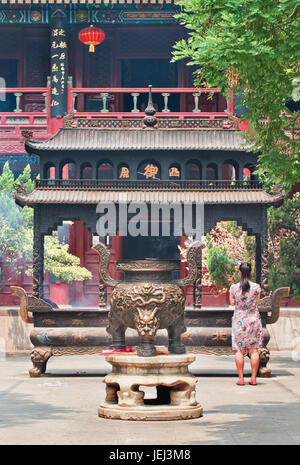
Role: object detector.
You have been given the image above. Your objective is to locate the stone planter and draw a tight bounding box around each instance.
[50,282,69,306]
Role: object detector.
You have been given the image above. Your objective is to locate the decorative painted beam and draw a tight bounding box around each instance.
[0,3,180,24]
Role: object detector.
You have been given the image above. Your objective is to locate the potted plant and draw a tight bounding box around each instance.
[205,235,235,305]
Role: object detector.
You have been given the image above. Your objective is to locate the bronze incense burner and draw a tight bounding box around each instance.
[93,241,203,356]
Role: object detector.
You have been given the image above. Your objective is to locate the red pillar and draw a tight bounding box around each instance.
[68,221,85,305]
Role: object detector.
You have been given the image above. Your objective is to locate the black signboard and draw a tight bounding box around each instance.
[50,18,68,118]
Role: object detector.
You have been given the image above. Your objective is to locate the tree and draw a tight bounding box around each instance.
[205,235,235,288]
[0,163,92,290]
[44,235,92,284]
[172,0,300,189]
[268,193,300,298]
[178,221,256,291]
[0,163,34,289]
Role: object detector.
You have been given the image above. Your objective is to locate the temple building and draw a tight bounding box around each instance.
[0,0,283,306]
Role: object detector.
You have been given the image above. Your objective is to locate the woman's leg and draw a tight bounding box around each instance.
[248,348,259,383]
[235,349,245,382]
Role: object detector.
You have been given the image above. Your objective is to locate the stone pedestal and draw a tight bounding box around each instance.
[98,353,203,420]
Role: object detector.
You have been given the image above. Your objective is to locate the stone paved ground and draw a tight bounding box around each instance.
[0,351,300,445]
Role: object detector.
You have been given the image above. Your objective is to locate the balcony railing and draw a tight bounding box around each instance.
[0,81,234,138]
[0,87,49,138]
[36,179,262,190]
[69,87,228,117]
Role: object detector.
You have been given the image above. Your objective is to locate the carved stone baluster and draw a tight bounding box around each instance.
[130,93,140,113]
[42,92,47,113]
[72,92,77,113]
[192,93,201,113]
[14,92,23,113]
[162,93,170,113]
[100,92,109,113]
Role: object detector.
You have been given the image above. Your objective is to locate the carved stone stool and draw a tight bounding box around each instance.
[98,354,203,420]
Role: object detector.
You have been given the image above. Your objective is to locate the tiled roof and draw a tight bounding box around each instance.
[25,128,248,153]
[15,188,283,206]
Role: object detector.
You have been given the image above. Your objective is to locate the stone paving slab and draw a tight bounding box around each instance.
[0,351,300,445]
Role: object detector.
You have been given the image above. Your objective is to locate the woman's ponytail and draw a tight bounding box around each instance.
[239,262,251,294]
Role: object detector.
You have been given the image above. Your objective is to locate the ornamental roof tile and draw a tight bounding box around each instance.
[15,188,283,206]
[25,128,248,154]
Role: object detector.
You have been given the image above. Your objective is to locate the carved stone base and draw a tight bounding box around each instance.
[98,404,203,421]
[99,354,203,421]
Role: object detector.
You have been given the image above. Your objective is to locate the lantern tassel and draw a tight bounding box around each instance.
[89,44,95,53]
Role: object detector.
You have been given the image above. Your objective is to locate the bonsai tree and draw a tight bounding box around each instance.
[205,234,235,289]
[45,235,92,284]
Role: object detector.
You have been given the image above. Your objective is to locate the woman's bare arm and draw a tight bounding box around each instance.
[229,293,235,306]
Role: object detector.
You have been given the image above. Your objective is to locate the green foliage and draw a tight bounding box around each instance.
[292,77,300,102]
[220,220,243,238]
[44,236,92,284]
[0,163,34,283]
[268,193,300,237]
[268,194,300,298]
[244,234,256,280]
[269,235,300,298]
[0,163,92,288]
[206,234,235,287]
[172,0,300,189]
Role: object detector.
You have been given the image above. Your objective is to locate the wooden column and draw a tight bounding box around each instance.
[33,207,45,299]
[256,206,269,297]
[193,244,202,309]
[98,236,107,309]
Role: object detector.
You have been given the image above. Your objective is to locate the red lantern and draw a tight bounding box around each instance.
[78,25,105,53]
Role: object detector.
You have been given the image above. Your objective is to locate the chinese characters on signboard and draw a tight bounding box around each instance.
[143,163,159,180]
[169,166,180,178]
[50,21,68,118]
[119,166,130,179]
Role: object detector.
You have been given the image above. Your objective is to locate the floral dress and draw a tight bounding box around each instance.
[229,281,263,351]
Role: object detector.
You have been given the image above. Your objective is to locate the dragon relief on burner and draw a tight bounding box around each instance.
[93,241,203,357]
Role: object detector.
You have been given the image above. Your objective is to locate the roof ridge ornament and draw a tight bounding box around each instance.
[143,85,158,129]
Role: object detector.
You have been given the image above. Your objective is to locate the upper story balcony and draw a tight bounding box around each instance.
[0,81,235,142]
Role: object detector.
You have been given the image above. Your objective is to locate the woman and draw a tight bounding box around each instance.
[229,262,263,386]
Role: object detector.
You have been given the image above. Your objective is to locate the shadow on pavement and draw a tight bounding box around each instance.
[0,390,75,428]
[183,401,300,445]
